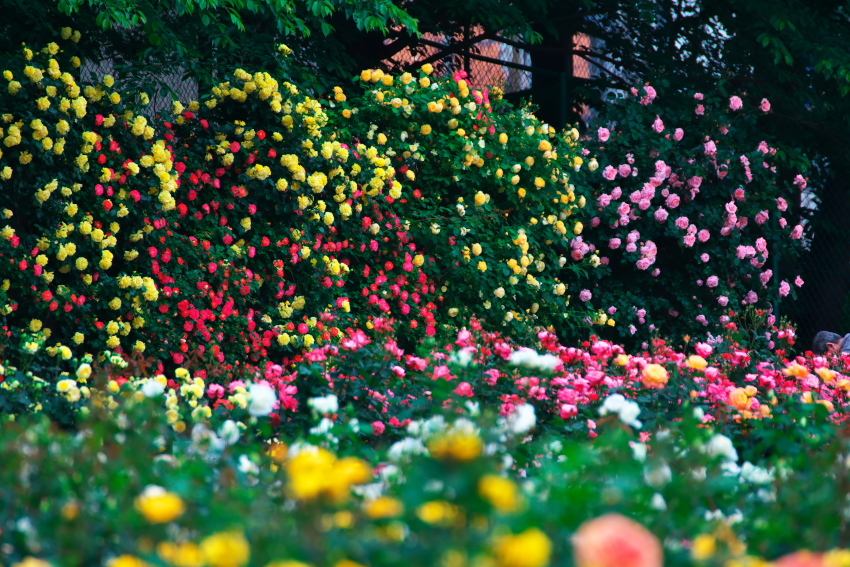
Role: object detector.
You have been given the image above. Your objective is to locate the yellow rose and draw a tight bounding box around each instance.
[76,363,92,381]
[687,355,707,370]
[641,363,669,389]
[495,528,552,567]
[815,367,837,383]
[200,532,250,567]
[364,496,404,519]
[479,474,521,513]
[135,488,185,523]
[784,363,809,378]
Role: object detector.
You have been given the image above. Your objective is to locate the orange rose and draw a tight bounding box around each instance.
[728,387,751,411]
[573,513,663,567]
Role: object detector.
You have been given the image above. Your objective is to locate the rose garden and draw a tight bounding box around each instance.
[1,16,850,567]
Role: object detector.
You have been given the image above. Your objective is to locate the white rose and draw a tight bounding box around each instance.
[508,403,536,434]
[706,433,738,462]
[307,394,339,415]
[248,383,277,417]
[218,420,240,446]
[141,379,165,398]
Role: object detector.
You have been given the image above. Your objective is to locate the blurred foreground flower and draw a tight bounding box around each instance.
[134,485,185,523]
[573,513,662,567]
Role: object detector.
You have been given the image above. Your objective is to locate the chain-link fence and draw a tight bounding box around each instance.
[781,177,850,349]
[82,58,199,118]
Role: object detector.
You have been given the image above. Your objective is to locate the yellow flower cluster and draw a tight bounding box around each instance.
[284,447,372,502]
[428,424,483,462]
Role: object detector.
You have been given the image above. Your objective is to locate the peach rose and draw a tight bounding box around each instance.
[774,551,825,567]
[728,387,752,411]
[641,364,669,389]
[573,513,663,567]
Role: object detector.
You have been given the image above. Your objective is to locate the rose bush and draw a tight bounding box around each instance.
[573,84,809,343]
[0,31,600,379]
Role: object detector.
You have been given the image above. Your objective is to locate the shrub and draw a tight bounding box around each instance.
[0,33,600,377]
[573,85,808,343]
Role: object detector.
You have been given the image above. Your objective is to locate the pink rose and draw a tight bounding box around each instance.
[579,289,592,302]
[597,194,612,207]
[618,164,632,177]
[779,281,791,297]
[704,140,717,155]
[729,95,743,110]
[654,208,669,222]
[603,165,618,180]
[652,116,664,133]
[673,128,684,141]
[694,93,704,100]
[776,197,788,211]
[608,238,622,249]
[755,210,769,225]
[760,98,771,112]
[560,404,578,419]
[791,224,804,239]
[701,253,710,262]
[745,291,759,304]
[636,258,652,270]
[611,187,623,199]
[706,276,719,288]
[674,216,689,229]
[573,514,663,567]
[453,382,474,397]
[683,234,696,247]
[795,275,805,287]
[695,104,705,115]
[598,127,610,142]
[666,194,680,208]
[697,229,710,242]
[718,296,729,306]
[695,342,713,357]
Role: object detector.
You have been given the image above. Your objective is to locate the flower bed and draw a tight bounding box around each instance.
[3,320,850,566]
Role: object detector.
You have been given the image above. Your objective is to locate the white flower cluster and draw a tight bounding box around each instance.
[508,347,561,372]
[599,393,642,428]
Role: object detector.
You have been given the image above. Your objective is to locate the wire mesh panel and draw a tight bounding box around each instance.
[780,179,850,349]
[81,55,199,118]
